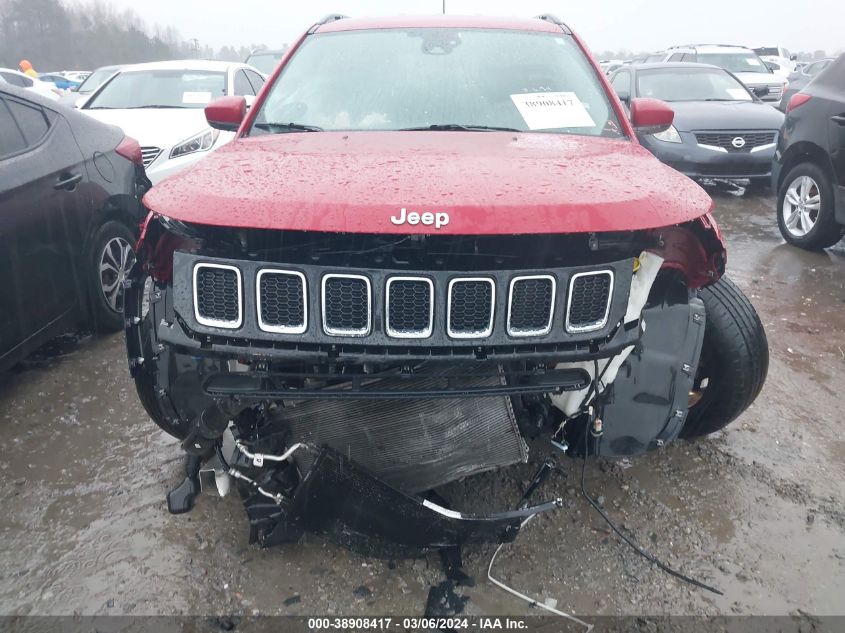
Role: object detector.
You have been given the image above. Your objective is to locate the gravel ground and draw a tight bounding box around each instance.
[1,186,843,620]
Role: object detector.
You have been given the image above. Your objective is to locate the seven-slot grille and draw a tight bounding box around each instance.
[190,265,617,339]
[507,276,555,336]
[447,278,495,338]
[140,146,162,167]
[694,131,776,152]
[257,270,307,334]
[193,263,242,328]
[566,271,614,333]
[386,277,434,338]
[322,274,371,336]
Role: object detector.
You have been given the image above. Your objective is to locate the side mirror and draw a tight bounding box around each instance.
[244,94,256,109]
[205,96,247,132]
[629,98,674,135]
[752,86,770,98]
[790,54,798,61]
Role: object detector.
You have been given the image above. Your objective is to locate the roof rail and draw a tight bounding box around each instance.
[309,14,349,33]
[673,43,744,49]
[533,14,572,33]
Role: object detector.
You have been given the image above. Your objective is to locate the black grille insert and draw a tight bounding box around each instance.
[322,275,371,336]
[386,277,433,338]
[694,131,776,152]
[194,264,241,328]
[258,270,306,333]
[508,276,555,336]
[566,271,612,332]
[448,278,494,338]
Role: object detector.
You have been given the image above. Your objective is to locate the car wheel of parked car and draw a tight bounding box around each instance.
[777,163,841,250]
[87,220,136,332]
[681,276,769,439]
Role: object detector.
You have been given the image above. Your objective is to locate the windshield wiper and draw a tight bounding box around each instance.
[703,98,736,101]
[123,105,189,109]
[399,124,522,132]
[253,122,324,133]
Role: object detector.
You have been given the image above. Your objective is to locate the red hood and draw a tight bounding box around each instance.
[143,132,712,234]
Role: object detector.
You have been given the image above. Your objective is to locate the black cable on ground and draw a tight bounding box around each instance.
[580,360,723,596]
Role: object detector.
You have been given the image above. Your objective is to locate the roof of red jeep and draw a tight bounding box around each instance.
[315,15,566,34]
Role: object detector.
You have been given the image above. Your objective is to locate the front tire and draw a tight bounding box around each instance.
[86,220,136,332]
[776,163,841,250]
[681,276,768,439]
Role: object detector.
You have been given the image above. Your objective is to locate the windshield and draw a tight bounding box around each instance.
[85,69,226,109]
[252,29,623,138]
[77,68,118,94]
[637,68,753,101]
[697,52,771,74]
[246,52,283,75]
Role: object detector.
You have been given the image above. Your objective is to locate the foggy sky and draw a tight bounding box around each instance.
[103,0,842,55]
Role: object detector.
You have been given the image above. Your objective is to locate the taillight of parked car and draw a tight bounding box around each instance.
[115,135,144,166]
[786,93,812,113]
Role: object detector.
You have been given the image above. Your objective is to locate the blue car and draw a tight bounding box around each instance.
[38,73,82,91]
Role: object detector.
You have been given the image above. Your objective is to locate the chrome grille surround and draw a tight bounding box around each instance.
[385,276,435,339]
[507,275,556,337]
[446,277,495,339]
[321,273,372,337]
[256,269,307,334]
[565,270,614,333]
[192,262,243,329]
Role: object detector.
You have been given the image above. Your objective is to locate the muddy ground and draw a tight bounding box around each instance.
[1,186,843,620]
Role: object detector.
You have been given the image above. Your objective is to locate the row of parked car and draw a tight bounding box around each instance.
[601,44,837,114]
[0,22,843,379]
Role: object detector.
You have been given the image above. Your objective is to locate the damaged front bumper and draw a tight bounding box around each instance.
[125,225,713,549]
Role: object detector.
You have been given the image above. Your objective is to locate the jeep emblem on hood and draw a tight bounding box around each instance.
[391,208,450,230]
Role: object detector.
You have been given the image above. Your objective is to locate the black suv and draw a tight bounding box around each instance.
[773,53,845,250]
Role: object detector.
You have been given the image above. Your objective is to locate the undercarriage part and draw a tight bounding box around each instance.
[274,366,529,494]
[203,366,591,400]
[166,454,201,514]
[282,446,561,550]
[180,404,230,457]
[592,288,706,455]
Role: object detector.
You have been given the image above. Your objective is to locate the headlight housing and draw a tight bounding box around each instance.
[170,128,219,159]
[652,125,682,144]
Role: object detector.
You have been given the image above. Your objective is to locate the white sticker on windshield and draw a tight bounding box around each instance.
[510,92,595,130]
[182,91,212,104]
[745,58,762,66]
[727,88,752,100]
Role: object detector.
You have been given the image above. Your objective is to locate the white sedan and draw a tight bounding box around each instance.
[81,60,266,184]
[0,68,60,100]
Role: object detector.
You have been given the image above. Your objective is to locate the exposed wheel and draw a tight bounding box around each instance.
[86,220,136,332]
[776,163,841,250]
[681,276,768,439]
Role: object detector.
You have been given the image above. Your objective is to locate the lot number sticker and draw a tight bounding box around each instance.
[510,92,595,130]
[182,91,212,104]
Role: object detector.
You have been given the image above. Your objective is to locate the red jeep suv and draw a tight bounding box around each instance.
[126,14,768,550]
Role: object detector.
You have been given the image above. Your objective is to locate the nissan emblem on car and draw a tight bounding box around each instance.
[390,207,450,229]
[732,136,746,149]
